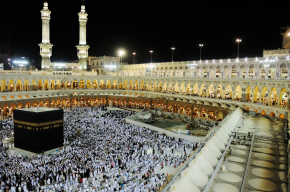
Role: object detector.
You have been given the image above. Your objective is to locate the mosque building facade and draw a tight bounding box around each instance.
[0,2,289,191]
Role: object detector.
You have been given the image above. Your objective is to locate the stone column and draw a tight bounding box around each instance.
[265,68,269,79]
[276,92,280,107]
[214,110,218,121]
[287,92,290,109]
[276,70,279,79]
[281,69,284,79]
[246,68,249,78]
[241,87,246,102]
[251,88,254,103]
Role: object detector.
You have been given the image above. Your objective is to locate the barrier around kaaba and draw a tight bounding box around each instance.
[13,108,64,153]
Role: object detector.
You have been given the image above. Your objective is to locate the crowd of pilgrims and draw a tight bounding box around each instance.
[0,106,197,192]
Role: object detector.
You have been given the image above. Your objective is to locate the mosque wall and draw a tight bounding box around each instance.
[0,74,288,126]
[119,57,290,79]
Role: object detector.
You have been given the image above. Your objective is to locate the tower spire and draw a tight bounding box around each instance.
[39,0,53,70]
[77,0,89,71]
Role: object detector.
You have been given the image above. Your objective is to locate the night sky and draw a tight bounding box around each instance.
[0,0,289,66]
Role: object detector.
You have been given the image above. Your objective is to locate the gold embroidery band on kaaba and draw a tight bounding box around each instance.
[14,119,63,127]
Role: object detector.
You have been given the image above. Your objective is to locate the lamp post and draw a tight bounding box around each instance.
[13,60,28,74]
[119,51,124,65]
[149,50,153,63]
[132,52,136,64]
[171,47,175,62]
[199,44,203,61]
[236,39,241,59]
[19,64,23,74]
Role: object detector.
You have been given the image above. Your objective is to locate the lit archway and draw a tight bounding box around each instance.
[38,101,44,107]
[269,87,277,106]
[208,84,214,98]
[216,84,223,99]
[72,79,78,89]
[93,80,98,89]
[200,84,206,97]
[32,102,38,108]
[261,110,266,115]
[24,79,29,91]
[17,103,23,109]
[99,80,105,89]
[174,82,179,94]
[55,79,61,90]
[51,100,56,108]
[269,111,275,117]
[279,113,285,119]
[44,101,49,107]
[50,79,55,90]
[0,79,7,91]
[113,80,118,89]
[225,85,232,100]
[16,79,22,91]
[8,79,15,91]
[106,80,112,89]
[279,88,288,108]
[25,102,31,108]
[234,85,242,101]
[79,79,85,89]
[246,86,251,102]
[86,79,92,89]
[186,83,191,95]
[44,79,49,90]
[253,86,260,104]
[38,80,43,90]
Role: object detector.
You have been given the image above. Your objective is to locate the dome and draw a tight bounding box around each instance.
[212,135,225,150]
[206,139,222,158]
[200,146,218,166]
[180,162,208,188]
[169,176,200,192]
[191,153,214,176]
[215,131,227,144]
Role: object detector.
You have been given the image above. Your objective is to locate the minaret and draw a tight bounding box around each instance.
[76,0,90,70]
[38,1,53,70]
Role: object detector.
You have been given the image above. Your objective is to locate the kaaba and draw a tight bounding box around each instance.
[13,107,63,153]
